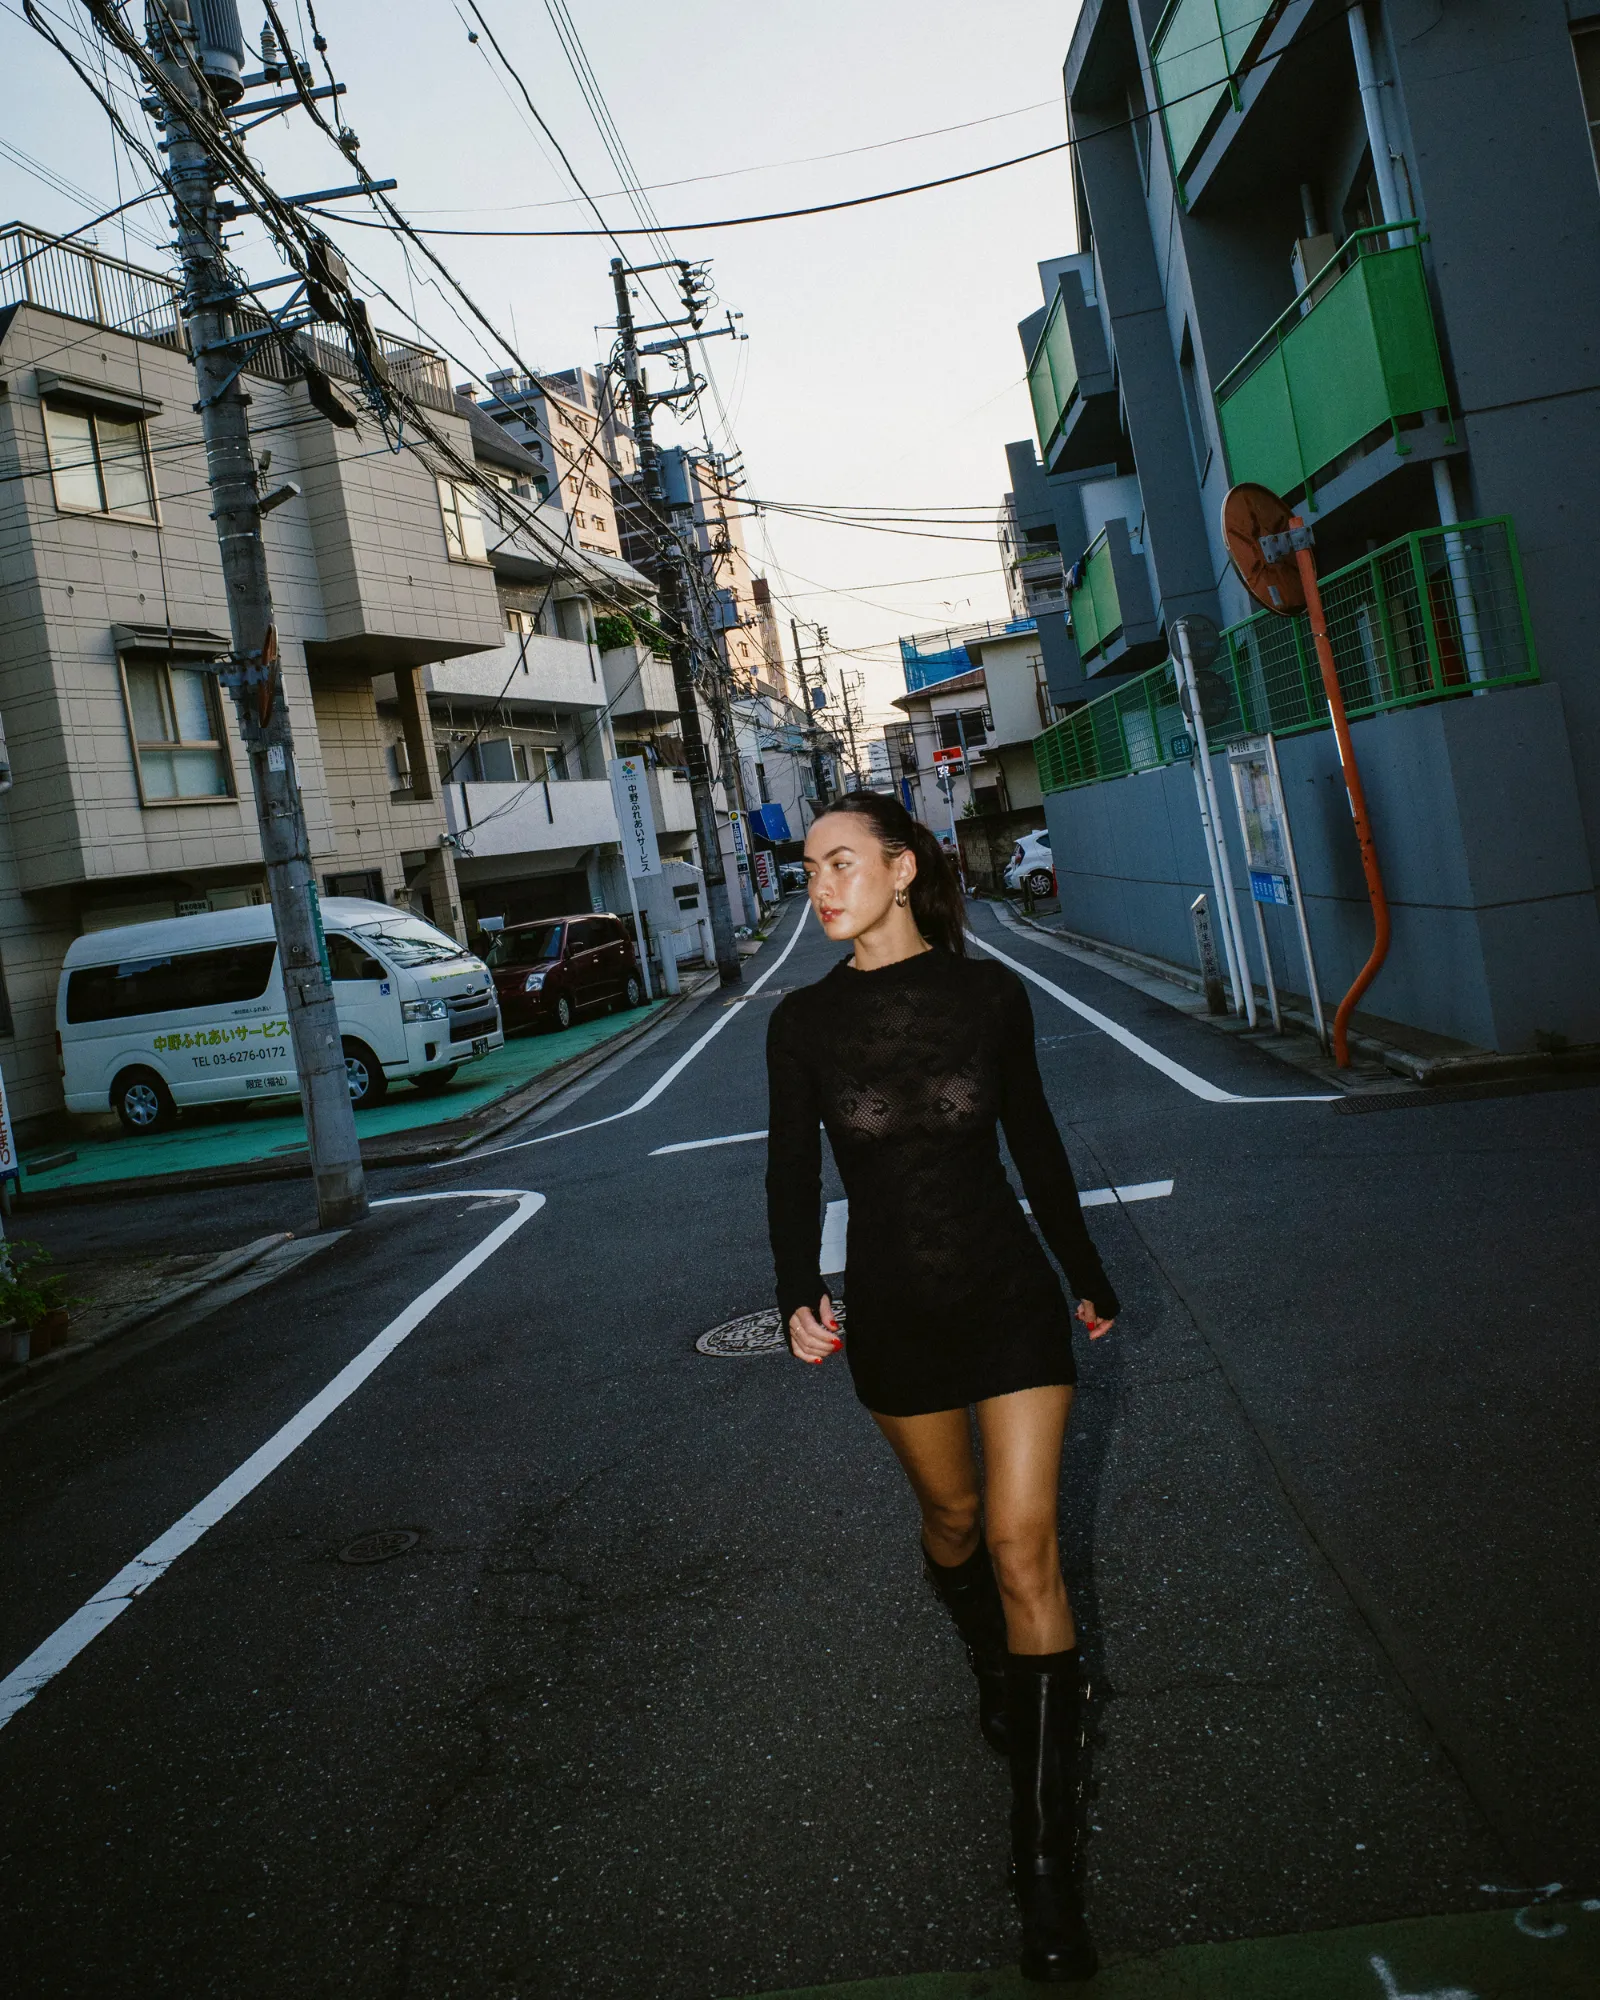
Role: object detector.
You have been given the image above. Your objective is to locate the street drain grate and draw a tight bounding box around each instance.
[338,1529,421,1565]
[696,1303,846,1357]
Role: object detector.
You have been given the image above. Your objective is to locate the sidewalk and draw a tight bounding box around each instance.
[735,1900,1600,1999]
[994,896,1600,1099]
[17,980,708,1203]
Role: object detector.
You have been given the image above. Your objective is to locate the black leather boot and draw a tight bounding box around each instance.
[1005,1651,1097,1983]
[922,1541,1009,1754]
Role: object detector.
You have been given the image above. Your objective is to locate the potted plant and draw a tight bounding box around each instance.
[0,1241,76,1364]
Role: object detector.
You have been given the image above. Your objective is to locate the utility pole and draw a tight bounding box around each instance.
[835,661,864,791]
[610,257,740,985]
[146,0,367,1227]
[789,616,832,816]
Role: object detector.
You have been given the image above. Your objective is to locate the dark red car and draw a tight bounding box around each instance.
[486,912,644,1032]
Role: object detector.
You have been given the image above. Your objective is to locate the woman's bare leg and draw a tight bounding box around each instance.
[869,1406,981,1565]
[976,1385,1075,1653]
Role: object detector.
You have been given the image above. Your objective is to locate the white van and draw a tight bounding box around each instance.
[58,898,504,1134]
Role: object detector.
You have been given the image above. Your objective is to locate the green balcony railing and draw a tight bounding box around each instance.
[1034,516,1536,796]
[1067,529,1121,664]
[1150,0,1276,195]
[1215,224,1451,502]
[1027,285,1082,460]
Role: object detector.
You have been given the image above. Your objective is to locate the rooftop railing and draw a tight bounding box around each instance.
[0,222,455,414]
[900,615,1038,692]
[0,224,184,349]
[1035,517,1536,795]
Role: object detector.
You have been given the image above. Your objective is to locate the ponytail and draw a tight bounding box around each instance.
[821,791,967,956]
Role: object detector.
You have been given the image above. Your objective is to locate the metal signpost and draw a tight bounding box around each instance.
[1226,735,1328,1051]
[1222,481,1390,1066]
[931,745,965,886]
[1172,618,1256,1025]
[607,755,660,1001]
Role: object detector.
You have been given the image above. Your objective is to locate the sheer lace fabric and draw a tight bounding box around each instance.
[765,948,1118,1416]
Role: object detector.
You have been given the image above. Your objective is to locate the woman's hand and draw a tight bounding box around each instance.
[1076,1299,1116,1341]
[789,1295,842,1364]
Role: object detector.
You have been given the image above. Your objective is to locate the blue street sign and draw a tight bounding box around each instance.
[1249,869,1292,906]
[1170,731,1194,761]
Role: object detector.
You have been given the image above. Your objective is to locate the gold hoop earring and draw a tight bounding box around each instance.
[894,887,909,907]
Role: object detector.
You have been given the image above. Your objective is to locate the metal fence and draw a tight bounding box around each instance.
[0,224,184,349]
[1035,516,1537,795]
[0,223,455,414]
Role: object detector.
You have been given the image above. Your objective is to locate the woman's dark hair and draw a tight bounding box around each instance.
[821,791,966,955]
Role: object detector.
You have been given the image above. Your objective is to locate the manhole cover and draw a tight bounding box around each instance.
[696,1303,846,1357]
[338,1529,421,1565]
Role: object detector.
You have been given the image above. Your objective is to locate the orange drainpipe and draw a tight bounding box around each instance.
[1292,522,1391,1065]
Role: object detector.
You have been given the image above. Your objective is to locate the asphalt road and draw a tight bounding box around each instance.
[1,895,1595,1999]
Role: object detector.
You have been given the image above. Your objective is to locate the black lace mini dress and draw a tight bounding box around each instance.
[765,945,1119,1416]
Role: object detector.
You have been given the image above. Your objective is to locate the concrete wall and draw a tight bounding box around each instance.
[1041,685,1600,1053]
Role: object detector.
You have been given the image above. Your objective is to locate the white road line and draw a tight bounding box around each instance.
[461,903,812,1163]
[821,1198,848,1275]
[970,933,1337,1105]
[818,1181,1172,1274]
[0,1189,545,1734]
[650,1130,767,1156]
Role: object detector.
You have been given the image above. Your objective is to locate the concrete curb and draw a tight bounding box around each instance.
[0,1230,294,1401]
[1002,903,1600,1088]
[16,969,723,1209]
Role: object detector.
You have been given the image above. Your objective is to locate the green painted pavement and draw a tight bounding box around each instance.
[20,1003,663,1192]
[731,1901,1600,2000]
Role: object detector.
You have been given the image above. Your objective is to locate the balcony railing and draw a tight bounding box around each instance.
[1150,0,1278,199]
[1066,530,1120,665]
[1035,517,1536,795]
[0,222,455,415]
[900,616,1037,693]
[444,777,620,859]
[1214,225,1451,502]
[1027,288,1080,461]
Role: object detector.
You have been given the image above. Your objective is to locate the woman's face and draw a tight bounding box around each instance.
[803,812,915,941]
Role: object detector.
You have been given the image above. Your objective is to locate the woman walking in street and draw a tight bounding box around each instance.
[765,792,1118,1985]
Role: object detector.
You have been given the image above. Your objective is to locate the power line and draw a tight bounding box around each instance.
[306,6,1350,241]
[406,97,1061,214]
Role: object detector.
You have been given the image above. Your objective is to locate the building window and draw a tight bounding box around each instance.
[44,402,156,519]
[506,607,538,637]
[437,477,488,562]
[120,655,234,803]
[1575,27,1600,185]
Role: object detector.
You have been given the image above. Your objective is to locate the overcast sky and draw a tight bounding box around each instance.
[0,0,1084,727]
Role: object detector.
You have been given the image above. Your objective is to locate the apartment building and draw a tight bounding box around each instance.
[1017,0,1600,1054]
[893,621,1056,880]
[391,397,664,936]
[0,223,513,1124]
[477,365,635,560]
[0,222,673,1129]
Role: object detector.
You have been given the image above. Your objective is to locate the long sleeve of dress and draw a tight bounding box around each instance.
[765,1000,827,1326]
[996,973,1121,1319]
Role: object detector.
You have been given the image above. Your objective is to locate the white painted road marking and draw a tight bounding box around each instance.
[651,1130,768,1156]
[818,1182,1173,1274]
[970,932,1338,1105]
[0,1190,545,1734]
[461,903,811,1163]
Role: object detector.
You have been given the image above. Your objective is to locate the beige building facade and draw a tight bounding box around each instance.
[0,225,662,1130]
